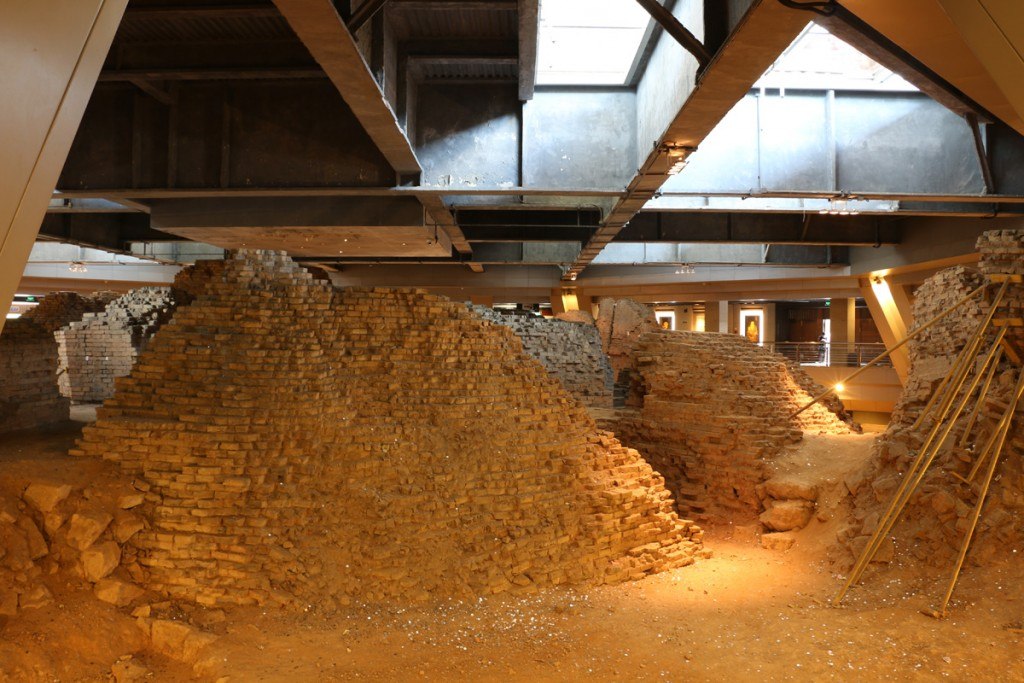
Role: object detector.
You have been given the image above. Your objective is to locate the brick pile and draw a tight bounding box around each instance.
[56,288,176,402]
[472,308,614,407]
[0,320,70,434]
[608,331,856,522]
[72,250,704,608]
[595,298,661,379]
[839,231,1024,568]
[22,291,112,333]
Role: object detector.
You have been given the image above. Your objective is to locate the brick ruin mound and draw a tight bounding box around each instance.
[22,291,114,333]
[606,330,858,525]
[555,310,596,325]
[837,231,1024,569]
[0,319,69,434]
[72,250,704,608]
[56,287,177,402]
[595,298,661,380]
[473,307,615,407]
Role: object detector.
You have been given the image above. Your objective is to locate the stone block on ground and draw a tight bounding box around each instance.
[760,500,815,532]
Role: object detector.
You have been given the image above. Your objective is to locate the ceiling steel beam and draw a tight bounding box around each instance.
[565,0,811,280]
[122,3,279,19]
[518,0,538,100]
[99,68,325,81]
[812,4,998,122]
[389,0,516,9]
[51,186,1024,203]
[347,0,388,34]
[273,0,421,176]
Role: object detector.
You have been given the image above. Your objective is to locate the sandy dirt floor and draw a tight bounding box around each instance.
[2,425,1024,681]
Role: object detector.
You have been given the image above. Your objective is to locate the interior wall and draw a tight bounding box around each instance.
[849,215,1016,275]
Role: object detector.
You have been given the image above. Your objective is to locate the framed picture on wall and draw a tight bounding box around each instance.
[655,311,675,330]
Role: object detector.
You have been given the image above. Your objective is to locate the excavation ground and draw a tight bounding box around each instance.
[2,427,1023,681]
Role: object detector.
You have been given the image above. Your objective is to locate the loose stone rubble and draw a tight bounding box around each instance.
[0,475,145,617]
[55,288,177,402]
[606,331,856,523]
[0,319,69,434]
[838,231,1024,568]
[595,298,661,379]
[472,307,614,407]
[72,250,704,608]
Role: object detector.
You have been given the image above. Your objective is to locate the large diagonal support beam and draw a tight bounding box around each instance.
[0,0,128,335]
[273,0,420,177]
[273,0,476,266]
[565,0,808,280]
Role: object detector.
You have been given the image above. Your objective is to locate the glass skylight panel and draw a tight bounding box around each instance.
[756,23,917,91]
[536,0,653,86]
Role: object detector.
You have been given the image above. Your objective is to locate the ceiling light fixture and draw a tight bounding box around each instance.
[68,262,87,273]
[819,197,860,216]
[675,263,695,275]
[663,143,697,175]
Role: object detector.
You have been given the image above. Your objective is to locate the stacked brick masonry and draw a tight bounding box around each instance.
[56,288,177,402]
[840,232,1024,567]
[73,251,703,608]
[609,331,855,523]
[22,291,114,333]
[595,298,661,380]
[0,320,70,434]
[472,308,615,407]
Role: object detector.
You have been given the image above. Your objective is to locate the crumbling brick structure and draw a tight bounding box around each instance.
[473,308,614,407]
[839,231,1024,567]
[595,298,661,379]
[609,331,856,522]
[56,288,176,402]
[73,251,703,608]
[0,320,69,434]
[22,291,113,333]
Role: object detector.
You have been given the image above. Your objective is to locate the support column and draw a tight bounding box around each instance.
[860,276,910,383]
[0,0,128,335]
[704,300,729,333]
[829,298,857,345]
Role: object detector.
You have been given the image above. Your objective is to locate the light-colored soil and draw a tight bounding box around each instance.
[2,426,1023,681]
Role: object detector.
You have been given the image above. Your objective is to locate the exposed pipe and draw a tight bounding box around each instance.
[633,0,712,68]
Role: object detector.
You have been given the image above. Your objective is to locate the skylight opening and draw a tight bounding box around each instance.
[536,0,653,86]
[756,23,918,92]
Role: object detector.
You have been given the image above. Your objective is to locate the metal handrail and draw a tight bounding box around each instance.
[762,341,891,367]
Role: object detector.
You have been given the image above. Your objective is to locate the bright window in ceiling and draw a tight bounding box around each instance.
[536,0,653,86]
[756,23,917,91]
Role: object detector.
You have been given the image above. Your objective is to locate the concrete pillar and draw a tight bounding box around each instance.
[703,302,719,333]
[763,303,776,343]
[0,0,128,335]
[549,288,566,315]
[829,298,857,345]
[860,276,910,383]
[720,301,731,333]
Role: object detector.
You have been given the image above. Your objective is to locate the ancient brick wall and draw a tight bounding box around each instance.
[472,308,614,407]
[839,231,1024,567]
[56,288,176,402]
[22,291,113,333]
[595,298,660,379]
[609,331,855,522]
[73,251,703,608]
[0,320,69,434]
